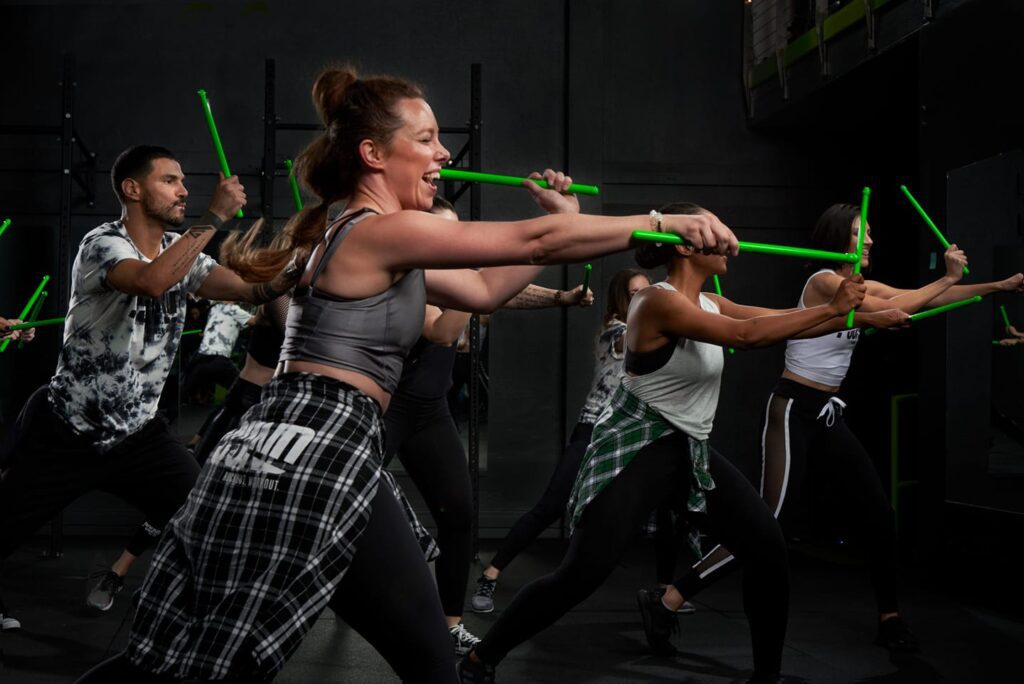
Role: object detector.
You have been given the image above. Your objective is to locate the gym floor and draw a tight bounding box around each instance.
[1,534,1018,683]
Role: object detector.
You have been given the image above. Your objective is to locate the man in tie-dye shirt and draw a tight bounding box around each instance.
[0,145,298,626]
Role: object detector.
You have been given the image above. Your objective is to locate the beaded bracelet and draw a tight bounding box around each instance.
[649,210,664,232]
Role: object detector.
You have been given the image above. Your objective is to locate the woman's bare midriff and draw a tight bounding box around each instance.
[239,354,276,386]
[781,368,840,394]
[279,360,390,412]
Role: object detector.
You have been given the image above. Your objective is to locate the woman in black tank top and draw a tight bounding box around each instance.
[77,67,742,684]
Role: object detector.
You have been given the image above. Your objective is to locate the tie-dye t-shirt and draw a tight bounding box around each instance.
[48,220,216,452]
[197,302,252,357]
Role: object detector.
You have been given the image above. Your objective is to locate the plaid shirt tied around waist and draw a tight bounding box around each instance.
[567,383,715,555]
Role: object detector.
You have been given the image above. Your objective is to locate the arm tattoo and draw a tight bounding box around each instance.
[503,284,561,310]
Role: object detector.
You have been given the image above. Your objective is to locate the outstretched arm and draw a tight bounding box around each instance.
[635,277,867,351]
[709,294,910,336]
[106,176,245,298]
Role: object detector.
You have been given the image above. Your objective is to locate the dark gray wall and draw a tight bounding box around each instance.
[4,0,1015,539]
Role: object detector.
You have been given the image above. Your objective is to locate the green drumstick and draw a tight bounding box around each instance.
[581,263,592,295]
[0,218,11,241]
[197,89,243,218]
[847,187,870,329]
[999,304,1012,332]
[908,295,982,322]
[438,169,599,196]
[4,316,64,332]
[285,159,303,211]
[1,274,50,353]
[863,295,983,336]
[18,290,48,350]
[631,231,858,263]
[899,185,969,275]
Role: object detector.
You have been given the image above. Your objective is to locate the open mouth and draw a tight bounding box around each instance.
[422,170,440,190]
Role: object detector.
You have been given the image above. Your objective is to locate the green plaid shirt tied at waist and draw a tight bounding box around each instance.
[566,383,715,556]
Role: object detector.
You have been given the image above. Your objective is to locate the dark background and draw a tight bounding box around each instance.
[1,0,1021,611]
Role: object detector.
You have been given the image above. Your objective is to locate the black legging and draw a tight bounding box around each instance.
[473,432,788,679]
[489,422,593,571]
[76,483,456,684]
[383,392,472,619]
[675,378,899,614]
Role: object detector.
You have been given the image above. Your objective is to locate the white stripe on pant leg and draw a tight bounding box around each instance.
[697,544,732,580]
[774,398,793,517]
[759,393,775,497]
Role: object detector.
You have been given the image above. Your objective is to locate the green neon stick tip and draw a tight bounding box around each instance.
[4,316,65,332]
[285,159,303,211]
[899,184,969,275]
[197,87,243,218]
[999,304,1012,331]
[1,274,50,353]
[581,263,592,293]
[847,186,870,329]
[438,168,600,196]
[0,218,11,240]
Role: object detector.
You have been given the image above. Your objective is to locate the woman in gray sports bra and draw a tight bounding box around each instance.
[77,67,740,684]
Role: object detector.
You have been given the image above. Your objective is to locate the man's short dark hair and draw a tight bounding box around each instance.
[111,145,176,203]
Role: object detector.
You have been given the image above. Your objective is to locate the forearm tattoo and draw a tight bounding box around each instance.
[504,284,561,310]
[170,225,215,273]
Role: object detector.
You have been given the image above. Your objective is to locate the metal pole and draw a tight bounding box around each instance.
[261,58,276,229]
[49,53,76,559]
[468,63,482,558]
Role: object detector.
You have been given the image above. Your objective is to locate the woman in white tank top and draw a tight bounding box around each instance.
[670,202,1024,655]
[464,201,883,683]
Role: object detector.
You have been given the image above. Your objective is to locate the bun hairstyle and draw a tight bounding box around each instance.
[634,201,706,269]
[809,203,860,270]
[229,64,425,281]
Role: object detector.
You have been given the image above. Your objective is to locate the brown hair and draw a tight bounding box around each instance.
[634,201,706,269]
[604,268,648,326]
[230,65,425,281]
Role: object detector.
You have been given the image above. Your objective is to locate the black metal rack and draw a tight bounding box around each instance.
[0,53,97,558]
[259,60,486,555]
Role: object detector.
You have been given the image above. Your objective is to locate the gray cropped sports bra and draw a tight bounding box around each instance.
[280,208,426,394]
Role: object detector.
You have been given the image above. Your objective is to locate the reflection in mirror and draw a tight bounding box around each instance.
[988,245,1024,478]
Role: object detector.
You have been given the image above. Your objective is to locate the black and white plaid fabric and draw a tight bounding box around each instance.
[127,373,437,680]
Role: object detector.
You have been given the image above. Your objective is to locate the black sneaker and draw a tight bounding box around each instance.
[86,570,124,612]
[875,616,919,652]
[471,575,497,613]
[636,588,679,655]
[0,596,20,631]
[457,652,495,683]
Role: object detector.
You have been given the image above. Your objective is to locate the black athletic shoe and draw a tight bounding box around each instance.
[86,570,124,612]
[471,575,497,613]
[457,653,496,683]
[875,616,919,652]
[636,588,679,655]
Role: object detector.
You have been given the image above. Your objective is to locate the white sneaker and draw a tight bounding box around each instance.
[0,600,20,632]
[450,622,482,656]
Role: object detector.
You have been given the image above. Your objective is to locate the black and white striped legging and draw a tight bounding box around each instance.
[670,376,900,614]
